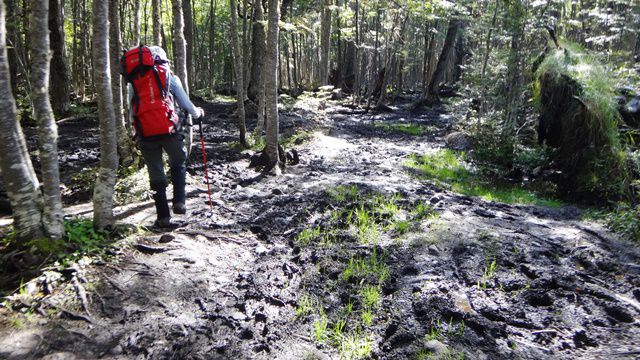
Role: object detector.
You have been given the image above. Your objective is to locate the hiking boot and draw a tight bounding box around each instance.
[151,182,171,226]
[171,166,187,214]
[153,217,172,228]
[173,202,186,214]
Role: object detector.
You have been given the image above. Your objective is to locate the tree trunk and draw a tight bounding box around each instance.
[30,0,64,238]
[230,0,248,146]
[110,0,133,165]
[423,19,461,105]
[247,0,265,102]
[132,0,141,45]
[48,0,70,115]
[209,0,217,95]
[5,0,17,96]
[91,0,118,230]
[152,0,161,45]
[171,0,189,94]
[182,0,193,88]
[0,1,44,241]
[319,0,332,86]
[265,0,279,170]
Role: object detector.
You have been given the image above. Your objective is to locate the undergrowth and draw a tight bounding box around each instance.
[374,122,436,136]
[585,203,640,242]
[294,185,440,359]
[405,149,562,207]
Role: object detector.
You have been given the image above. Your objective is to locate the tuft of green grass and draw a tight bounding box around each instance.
[280,130,315,148]
[374,122,436,136]
[313,314,329,343]
[405,149,562,207]
[359,285,381,310]
[477,259,498,290]
[328,185,360,203]
[412,202,436,220]
[394,220,411,235]
[297,226,321,247]
[340,331,373,359]
[341,250,389,285]
[296,294,314,319]
[361,308,373,326]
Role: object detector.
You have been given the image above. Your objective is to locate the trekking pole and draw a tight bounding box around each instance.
[198,121,214,212]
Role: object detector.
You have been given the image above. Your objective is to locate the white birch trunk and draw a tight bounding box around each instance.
[30,0,65,238]
[0,1,45,241]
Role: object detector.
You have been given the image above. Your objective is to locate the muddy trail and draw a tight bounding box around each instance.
[1,95,639,360]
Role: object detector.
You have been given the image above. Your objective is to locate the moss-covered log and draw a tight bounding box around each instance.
[534,48,628,200]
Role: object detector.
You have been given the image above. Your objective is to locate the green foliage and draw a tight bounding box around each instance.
[64,218,108,253]
[341,249,389,285]
[374,122,436,136]
[280,130,315,148]
[296,294,314,319]
[297,226,322,247]
[313,314,329,343]
[533,47,628,199]
[406,150,562,207]
[394,220,411,235]
[328,185,360,203]
[587,203,640,242]
[359,285,381,310]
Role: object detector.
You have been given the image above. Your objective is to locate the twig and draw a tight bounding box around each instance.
[72,277,91,317]
[176,230,245,245]
[512,338,551,353]
[133,243,169,254]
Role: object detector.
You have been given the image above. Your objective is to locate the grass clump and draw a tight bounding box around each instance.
[328,185,360,203]
[406,149,562,207]
[297,226,322,247]
[374,122,434,136]
[341,249,389,285]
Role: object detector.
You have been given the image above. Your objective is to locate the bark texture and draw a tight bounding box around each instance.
[49,0,70,115]
[230,0,248,146]
[319,0,332,86]
[0,1,44,241]
[152,0,161,45]
[247,0,265,102]
[265,0,280,169]
[182,0,193,88]
[91,0,118,230]
[30,0,65,238]
[171,0,189,94]
[109,0,133,165]
[424,19,461,105]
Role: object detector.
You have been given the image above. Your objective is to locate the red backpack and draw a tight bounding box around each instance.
[120,45,179,138]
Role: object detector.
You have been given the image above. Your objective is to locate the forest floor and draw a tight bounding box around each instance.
[0,92,639,359]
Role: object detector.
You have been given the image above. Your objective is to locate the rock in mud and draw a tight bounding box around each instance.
[159,234,175,243]
[444,131,471,151]
[603,304,635,323]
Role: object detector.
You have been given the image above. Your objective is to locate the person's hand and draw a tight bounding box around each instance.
[196,107,205,119]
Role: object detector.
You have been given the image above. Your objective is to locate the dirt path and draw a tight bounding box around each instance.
[1,97,639,359]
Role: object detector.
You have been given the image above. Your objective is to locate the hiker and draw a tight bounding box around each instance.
[123,45,205,227]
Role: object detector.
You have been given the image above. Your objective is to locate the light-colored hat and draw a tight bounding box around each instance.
[149,46,169,64]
